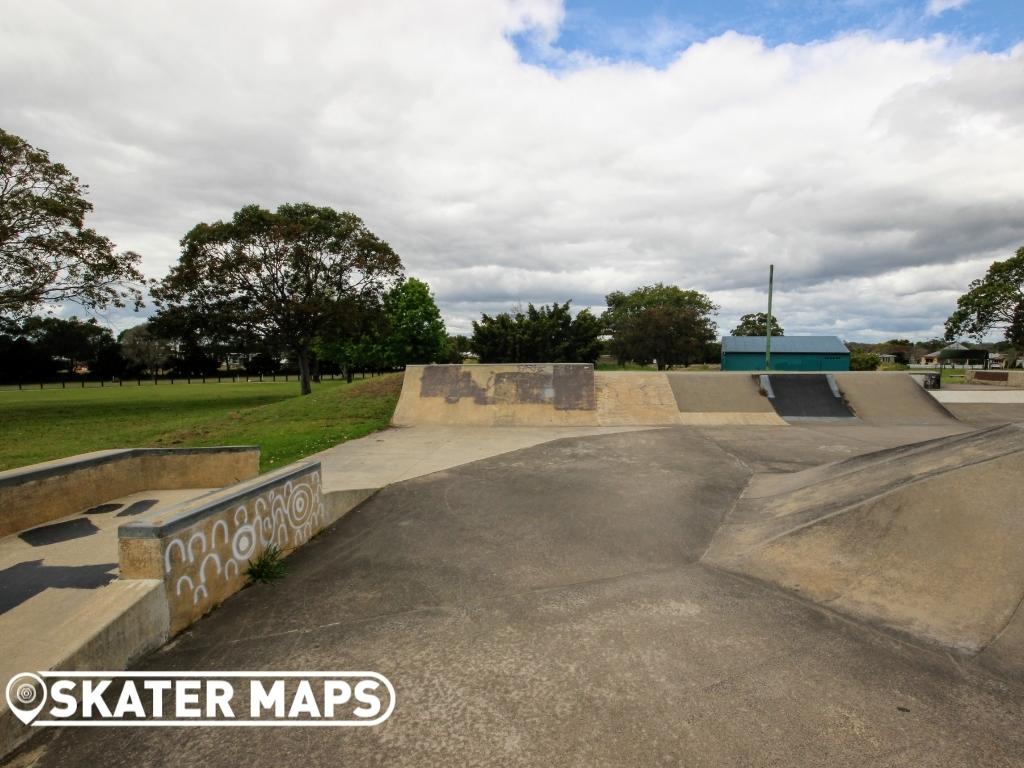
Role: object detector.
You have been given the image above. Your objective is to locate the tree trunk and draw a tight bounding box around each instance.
[297,348,312,395]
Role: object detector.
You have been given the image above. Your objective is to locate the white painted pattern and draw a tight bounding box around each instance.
[163,470,324,608]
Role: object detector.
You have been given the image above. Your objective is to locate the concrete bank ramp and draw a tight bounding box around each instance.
[836,371,957,425]
[393,365,787,427]
[393,366,959,429]
[667,373,786,425]
[392,364,603,426]
[704,424,1024,677]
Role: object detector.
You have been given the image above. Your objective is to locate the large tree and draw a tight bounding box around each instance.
[383,277,448,365]
[945,246,1024,345]
[603,284,718,369]
[119,323,170,376]
[471,301,602,364]
[20,315,115,373]
[154,203,403,395]
[0,128,143,318]
[731,312,784,337]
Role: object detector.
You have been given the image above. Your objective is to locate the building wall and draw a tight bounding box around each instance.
[721,352,850,372]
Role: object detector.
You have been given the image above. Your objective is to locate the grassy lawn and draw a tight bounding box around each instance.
[905,367,972,383]
[0,374,402,473]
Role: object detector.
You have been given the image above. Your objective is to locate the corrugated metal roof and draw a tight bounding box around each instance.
[721,335,849,354]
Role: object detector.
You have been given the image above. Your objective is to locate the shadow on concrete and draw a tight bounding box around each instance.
[0,560,117,614]
[18,518,99,547]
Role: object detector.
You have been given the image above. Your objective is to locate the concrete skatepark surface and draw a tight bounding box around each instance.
[6,367,1024,766]
[705,425,1024,663]
[392,365,960,428]
[10,418,1024,767]
[0,488,213,756]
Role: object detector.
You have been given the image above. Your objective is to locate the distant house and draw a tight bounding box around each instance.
[919,342,989,367]
[919,343,966,365]
[720,336,850,372]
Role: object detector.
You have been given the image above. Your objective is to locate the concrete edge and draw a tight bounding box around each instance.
[0,446,261,489]
[0,580,170,761]
[323,488,379,524]
[679,412,788,426]
[119,460,319,539]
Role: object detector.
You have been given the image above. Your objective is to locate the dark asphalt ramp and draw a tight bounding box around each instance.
[767,374,853,419]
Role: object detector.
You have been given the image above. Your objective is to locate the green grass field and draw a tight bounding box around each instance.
[0,374,402,472]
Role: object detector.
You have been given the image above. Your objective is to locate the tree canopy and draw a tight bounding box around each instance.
[602,284,718,369]
[471,301,602,364]
[850,349,881,371]
[383,278,448,365]
[0,315,122,383]
[119,323,170,376]
[154,203,403,394]
[945,246,1024,345]
[730,312,784,337]
[0,128,143,319]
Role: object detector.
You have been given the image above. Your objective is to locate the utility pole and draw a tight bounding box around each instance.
[765,264,774,370]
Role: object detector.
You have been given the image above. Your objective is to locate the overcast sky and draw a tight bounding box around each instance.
[2,0,1022,341]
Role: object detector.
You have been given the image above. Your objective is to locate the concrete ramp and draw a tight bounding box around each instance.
[765,374,854,419]
[667,373,786,426]
[394,365,790,427]
[704,424,1024,676]
[594,371,682,426]
[836,372,957,425]
[392,364,601,427]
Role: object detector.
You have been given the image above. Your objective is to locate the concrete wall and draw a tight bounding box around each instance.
[967,369,1024,387]
[0,447,260,537]
[119,461,331,633]
[394,365,790,427]
[393,364,600,427]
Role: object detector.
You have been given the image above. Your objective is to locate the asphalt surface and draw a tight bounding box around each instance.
[9,426,1024,767]
[767,374,853,419]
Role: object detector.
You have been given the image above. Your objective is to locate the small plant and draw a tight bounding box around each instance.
[246,544,287,584]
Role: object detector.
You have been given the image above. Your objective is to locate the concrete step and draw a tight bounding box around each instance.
[0,578,169,759]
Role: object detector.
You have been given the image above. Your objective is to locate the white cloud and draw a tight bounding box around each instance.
[926,0,971,17]
[1,0,1022,342]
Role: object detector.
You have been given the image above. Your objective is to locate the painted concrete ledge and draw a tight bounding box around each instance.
[0,447,260,537]
[119,460,369,634]
[2,451,375,760]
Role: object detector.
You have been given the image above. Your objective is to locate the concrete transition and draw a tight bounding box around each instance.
[393,364,790,427]
[835,371,957,425]
[704,423,1024,679]
[393,364,961,428]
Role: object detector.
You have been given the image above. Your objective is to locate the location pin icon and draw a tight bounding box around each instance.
[5,673,47,725]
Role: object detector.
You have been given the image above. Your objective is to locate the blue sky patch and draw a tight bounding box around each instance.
[512,0,1023,68]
